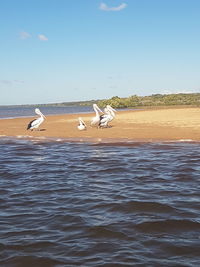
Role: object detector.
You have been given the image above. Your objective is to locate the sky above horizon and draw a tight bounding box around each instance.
[1,0,200,105]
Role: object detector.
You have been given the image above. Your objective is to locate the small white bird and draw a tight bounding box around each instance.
[27,108,46,131]
[77,117,87,131]
[90,104,103,126]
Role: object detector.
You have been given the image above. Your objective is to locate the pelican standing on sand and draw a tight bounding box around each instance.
[99,105,117,128]
[27,108,46,131]
[77,117,87,130]
[104,105,116,122]
[90,104,103,126]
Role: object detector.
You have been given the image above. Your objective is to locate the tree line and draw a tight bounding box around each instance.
[2,93,199,108]
[97,93,200,108]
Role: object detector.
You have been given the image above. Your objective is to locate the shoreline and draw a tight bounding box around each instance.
[0,136,199,146]
[0,107,200,142]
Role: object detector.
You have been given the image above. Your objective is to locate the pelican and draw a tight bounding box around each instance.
[99,105,117,128]
[90,104,103,126]
[27,108,46,131]
[77,117,87,131]
[104,105,116,122]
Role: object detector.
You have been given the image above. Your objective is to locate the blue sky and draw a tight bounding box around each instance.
[0,0,200,105]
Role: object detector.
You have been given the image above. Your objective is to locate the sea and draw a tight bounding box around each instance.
[0,106,200,266]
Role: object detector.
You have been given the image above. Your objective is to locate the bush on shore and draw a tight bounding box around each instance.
[98,93,200,108]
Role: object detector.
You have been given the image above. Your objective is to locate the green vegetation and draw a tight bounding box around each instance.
[0,100,97,108]
[35,99,97,107]
[30,93,200,108]
[97,93,200,108]
[1,93,200,108]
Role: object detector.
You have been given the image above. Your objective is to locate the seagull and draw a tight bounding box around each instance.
[99,105,117,128]
[77,117,87,130]
[27,108,46,131]
[90,104,103,126]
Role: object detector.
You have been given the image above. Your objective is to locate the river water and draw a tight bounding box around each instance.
[0,106,93,119]
[0,136,200,266]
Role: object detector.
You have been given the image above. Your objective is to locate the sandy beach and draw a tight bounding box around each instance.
[0,107,200,142]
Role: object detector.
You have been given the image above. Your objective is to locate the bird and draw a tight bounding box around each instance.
[104,105,116,122]
[90,104,103,126]
[27,108,46,131]
[99,105,117,128]
[77,117,87,130]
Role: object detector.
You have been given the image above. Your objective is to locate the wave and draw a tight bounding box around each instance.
[1,255,65,267]
[87,225,129,240]
[110,201,176,214]
[136,219,200,233]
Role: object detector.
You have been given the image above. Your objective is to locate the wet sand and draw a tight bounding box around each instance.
[0,107,200,142]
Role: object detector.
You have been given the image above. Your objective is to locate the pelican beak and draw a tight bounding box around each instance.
[97,106,103,113]
[110,106,117,112]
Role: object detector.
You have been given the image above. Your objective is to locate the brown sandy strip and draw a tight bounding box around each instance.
[0,108,200,142]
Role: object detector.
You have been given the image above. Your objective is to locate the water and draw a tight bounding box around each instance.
[0,106,93,119]
[0,105,132,119]
[0,137,200,266]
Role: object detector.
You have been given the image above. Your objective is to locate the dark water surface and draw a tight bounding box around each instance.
[0,137,200,266]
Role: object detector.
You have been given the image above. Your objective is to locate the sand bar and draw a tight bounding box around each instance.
[0,107,200,142]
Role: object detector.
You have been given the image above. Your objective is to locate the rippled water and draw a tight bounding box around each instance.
[0,138,200,266]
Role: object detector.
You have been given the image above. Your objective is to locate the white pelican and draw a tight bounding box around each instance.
[104,105,116,122]
[90,104,103,126]
[99,105,117,128]
[27,108,46,131]
[77,117,87,131]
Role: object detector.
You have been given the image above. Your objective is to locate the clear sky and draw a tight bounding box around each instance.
[0,0,200,105]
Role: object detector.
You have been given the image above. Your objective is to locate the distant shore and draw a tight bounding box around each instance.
[0,107,200,142]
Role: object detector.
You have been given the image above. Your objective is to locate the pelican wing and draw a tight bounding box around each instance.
[99,114,111,127]
[27,119,36,130]
[27,117,43,130]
